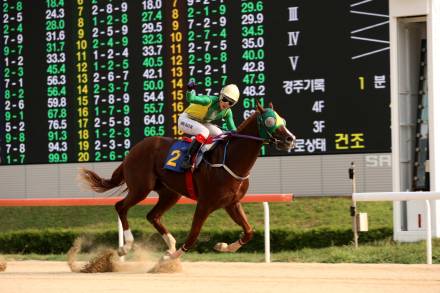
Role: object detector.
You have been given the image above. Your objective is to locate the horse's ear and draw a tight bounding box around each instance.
[269,102,273,109]
[256,101,265,113]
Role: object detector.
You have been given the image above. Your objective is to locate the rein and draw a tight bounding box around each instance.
[203,120,274,181]
[212,132,267,143]
[203,140,250,181]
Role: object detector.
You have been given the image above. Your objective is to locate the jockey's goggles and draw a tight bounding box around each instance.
[220,95,236,106]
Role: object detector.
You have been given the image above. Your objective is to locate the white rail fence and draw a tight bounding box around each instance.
[353,191,440,264]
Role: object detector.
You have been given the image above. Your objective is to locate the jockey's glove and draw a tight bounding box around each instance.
[187,80,196,91]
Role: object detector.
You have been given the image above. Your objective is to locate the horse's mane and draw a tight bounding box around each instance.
[236,111,259,133]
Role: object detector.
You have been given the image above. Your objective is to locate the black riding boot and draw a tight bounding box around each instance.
[181,140,202,169]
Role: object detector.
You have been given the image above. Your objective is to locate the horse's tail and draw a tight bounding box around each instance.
[78,163,125,193]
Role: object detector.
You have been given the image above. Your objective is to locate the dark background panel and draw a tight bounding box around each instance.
[0,0,391,165]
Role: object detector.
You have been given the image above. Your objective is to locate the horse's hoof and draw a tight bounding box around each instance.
[117,247,128,257]
[160,255,171,262]
[214,242,229,252]
[160,249,173,262]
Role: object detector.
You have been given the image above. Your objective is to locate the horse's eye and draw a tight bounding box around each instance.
[265,117,276,128]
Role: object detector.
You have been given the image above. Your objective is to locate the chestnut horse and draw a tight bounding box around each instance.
[79,103,295,259]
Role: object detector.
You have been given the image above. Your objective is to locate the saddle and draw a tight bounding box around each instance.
[163,135,216,173]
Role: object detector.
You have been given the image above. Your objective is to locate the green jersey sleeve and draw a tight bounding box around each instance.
[224,109,237,131]
[186,90,213,106]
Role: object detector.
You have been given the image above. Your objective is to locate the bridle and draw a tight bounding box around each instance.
[256,112,285,146]
[213,112,284,145]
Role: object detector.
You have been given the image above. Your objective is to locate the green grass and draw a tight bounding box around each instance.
[0,197,392,233]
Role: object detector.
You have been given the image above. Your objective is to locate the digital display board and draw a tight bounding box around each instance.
[0,0,390,165]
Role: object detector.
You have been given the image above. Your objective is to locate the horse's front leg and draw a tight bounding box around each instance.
[164,203,212,260]
[214,202,254,253]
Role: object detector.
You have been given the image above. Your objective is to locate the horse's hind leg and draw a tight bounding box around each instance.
[146,188,181,253]
[214,202,254,253]
[115,189,148,256]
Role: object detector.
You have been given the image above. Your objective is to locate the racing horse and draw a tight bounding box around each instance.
[79,103,296,259]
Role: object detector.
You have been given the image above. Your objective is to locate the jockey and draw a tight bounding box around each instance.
[178,81,240,169]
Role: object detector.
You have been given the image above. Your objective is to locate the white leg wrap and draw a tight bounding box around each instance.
[118,229,134,255]
[124,229,134,243]
[162,233,177,253]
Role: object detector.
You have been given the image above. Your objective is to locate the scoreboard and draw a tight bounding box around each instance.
[0,0,390,165]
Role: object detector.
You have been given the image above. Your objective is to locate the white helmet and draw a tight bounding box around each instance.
[220,84,240,105]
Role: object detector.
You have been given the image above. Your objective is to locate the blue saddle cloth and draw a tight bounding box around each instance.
[163,140,191,173]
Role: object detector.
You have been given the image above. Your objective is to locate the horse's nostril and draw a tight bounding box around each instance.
[286,136,294,143]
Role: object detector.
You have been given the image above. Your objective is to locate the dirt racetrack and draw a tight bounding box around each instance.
[1,261,439,293]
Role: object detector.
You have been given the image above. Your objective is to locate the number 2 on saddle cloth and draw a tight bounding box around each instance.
[163,134,212,173]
